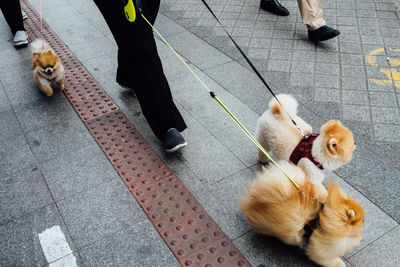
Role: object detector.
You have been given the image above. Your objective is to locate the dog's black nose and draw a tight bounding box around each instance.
[46,69,52,74]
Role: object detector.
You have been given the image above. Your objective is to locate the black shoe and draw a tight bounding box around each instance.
[308,25,340,42]
[260,0,289,16]
[165,128,187,153]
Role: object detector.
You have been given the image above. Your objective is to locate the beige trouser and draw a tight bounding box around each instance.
[297,0,326,30]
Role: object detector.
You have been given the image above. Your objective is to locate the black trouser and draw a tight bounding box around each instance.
[0,0,25,35]
[93,0,187,141]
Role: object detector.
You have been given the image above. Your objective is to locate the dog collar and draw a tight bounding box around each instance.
[290,134,324,170]
[44,76,57,82]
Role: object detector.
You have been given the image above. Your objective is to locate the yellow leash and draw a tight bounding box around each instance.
[140,14,302,192]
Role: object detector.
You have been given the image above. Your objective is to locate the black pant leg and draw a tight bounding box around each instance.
[93,0,187,141]
[0,0,25,35]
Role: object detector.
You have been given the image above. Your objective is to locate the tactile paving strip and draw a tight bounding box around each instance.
[22,1,251,266]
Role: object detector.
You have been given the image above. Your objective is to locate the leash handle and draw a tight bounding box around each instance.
[200,0,305,138]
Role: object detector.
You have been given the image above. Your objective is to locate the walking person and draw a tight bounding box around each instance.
[0,0,29,47]
[260,0,340,42]
[93,0,187,152]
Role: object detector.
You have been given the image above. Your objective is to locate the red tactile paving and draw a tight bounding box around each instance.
[21,1,251,266]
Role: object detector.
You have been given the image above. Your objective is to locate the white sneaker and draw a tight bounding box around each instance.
[13,31,28,47]
[22,10,28,20]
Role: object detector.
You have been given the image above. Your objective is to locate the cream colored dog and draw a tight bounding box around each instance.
[255,94,355,189]
[239,161,364,267]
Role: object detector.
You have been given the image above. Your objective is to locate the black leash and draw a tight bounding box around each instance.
[200,0,305,137]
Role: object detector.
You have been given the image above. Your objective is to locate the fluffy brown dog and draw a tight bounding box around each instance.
[31,39,65,96]
[255,94,355,190]
[239,161,364,267]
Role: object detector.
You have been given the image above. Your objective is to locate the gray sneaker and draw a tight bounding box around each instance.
[13,31,28,47]
[165,128,187,153]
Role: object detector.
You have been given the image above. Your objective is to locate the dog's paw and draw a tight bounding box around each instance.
[41,86,53,97]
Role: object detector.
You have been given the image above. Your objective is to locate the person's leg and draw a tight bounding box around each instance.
[0,0,25,34]
[259,0,289,16]
[93,0,187,143]
[297,0,340,41]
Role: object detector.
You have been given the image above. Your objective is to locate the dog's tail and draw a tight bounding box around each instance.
[268,94,298,120]
[30,39,52,54]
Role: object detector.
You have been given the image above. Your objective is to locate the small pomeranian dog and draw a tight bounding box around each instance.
[255,94,355,189]
[31,39,65,96]
[239,161,364,267]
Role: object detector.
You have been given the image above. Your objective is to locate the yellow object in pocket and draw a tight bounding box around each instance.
[124,0,136,22]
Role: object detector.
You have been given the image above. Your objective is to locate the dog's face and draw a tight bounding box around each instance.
[323,182,364,238]
[320,120,355,163]
[33,51,60,75]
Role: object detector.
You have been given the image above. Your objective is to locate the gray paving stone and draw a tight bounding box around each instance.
[342,65,366,77]
[212,120,259,167]
[154,13,187,37]
[315,74,339,88]
[56,23,104,47]
[342,90,369,105]
[314,87,340,103]
[303,101,341,122]
[0,167,53,225]
[0,204,77,266]
[269,49,292,60]
[348,226,400,267]
[166,31,231,69]
[79,220,179,267]
[316,51,339,63]
[342,104,371,122]
[68,37,117,62]
[292,50,315,62]
[369,91,398,107]
[374,123,400,143]
[13,94,76,133]
[371,106,400,124]
[339,42,362,54]
[233,230,317,267]
[342,76,368,90]
[25,118,94,163]
[203,60,274,114]
[248,48,269,58]
[0,83,11,112]
[249,38,272,48]
[57,179,146,249]
[193,186,251,240]
[291,61,314,73]
[370,142,400,171]
[40,144,119,202]
[290,72,314,87]
[271,38,293,49]
[0,110,36,178]
[315,63,339,75]
[267,60,290,72]
[180,133,247,185]
[0,45,31,71]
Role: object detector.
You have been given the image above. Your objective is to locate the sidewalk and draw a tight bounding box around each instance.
[1,0,399,266]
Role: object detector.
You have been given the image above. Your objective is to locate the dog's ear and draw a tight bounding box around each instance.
[32,54,40,69]
[327,138,338,155]
[270,103,283,120]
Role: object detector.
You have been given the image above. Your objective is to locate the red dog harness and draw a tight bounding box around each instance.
[290,133,324,170]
